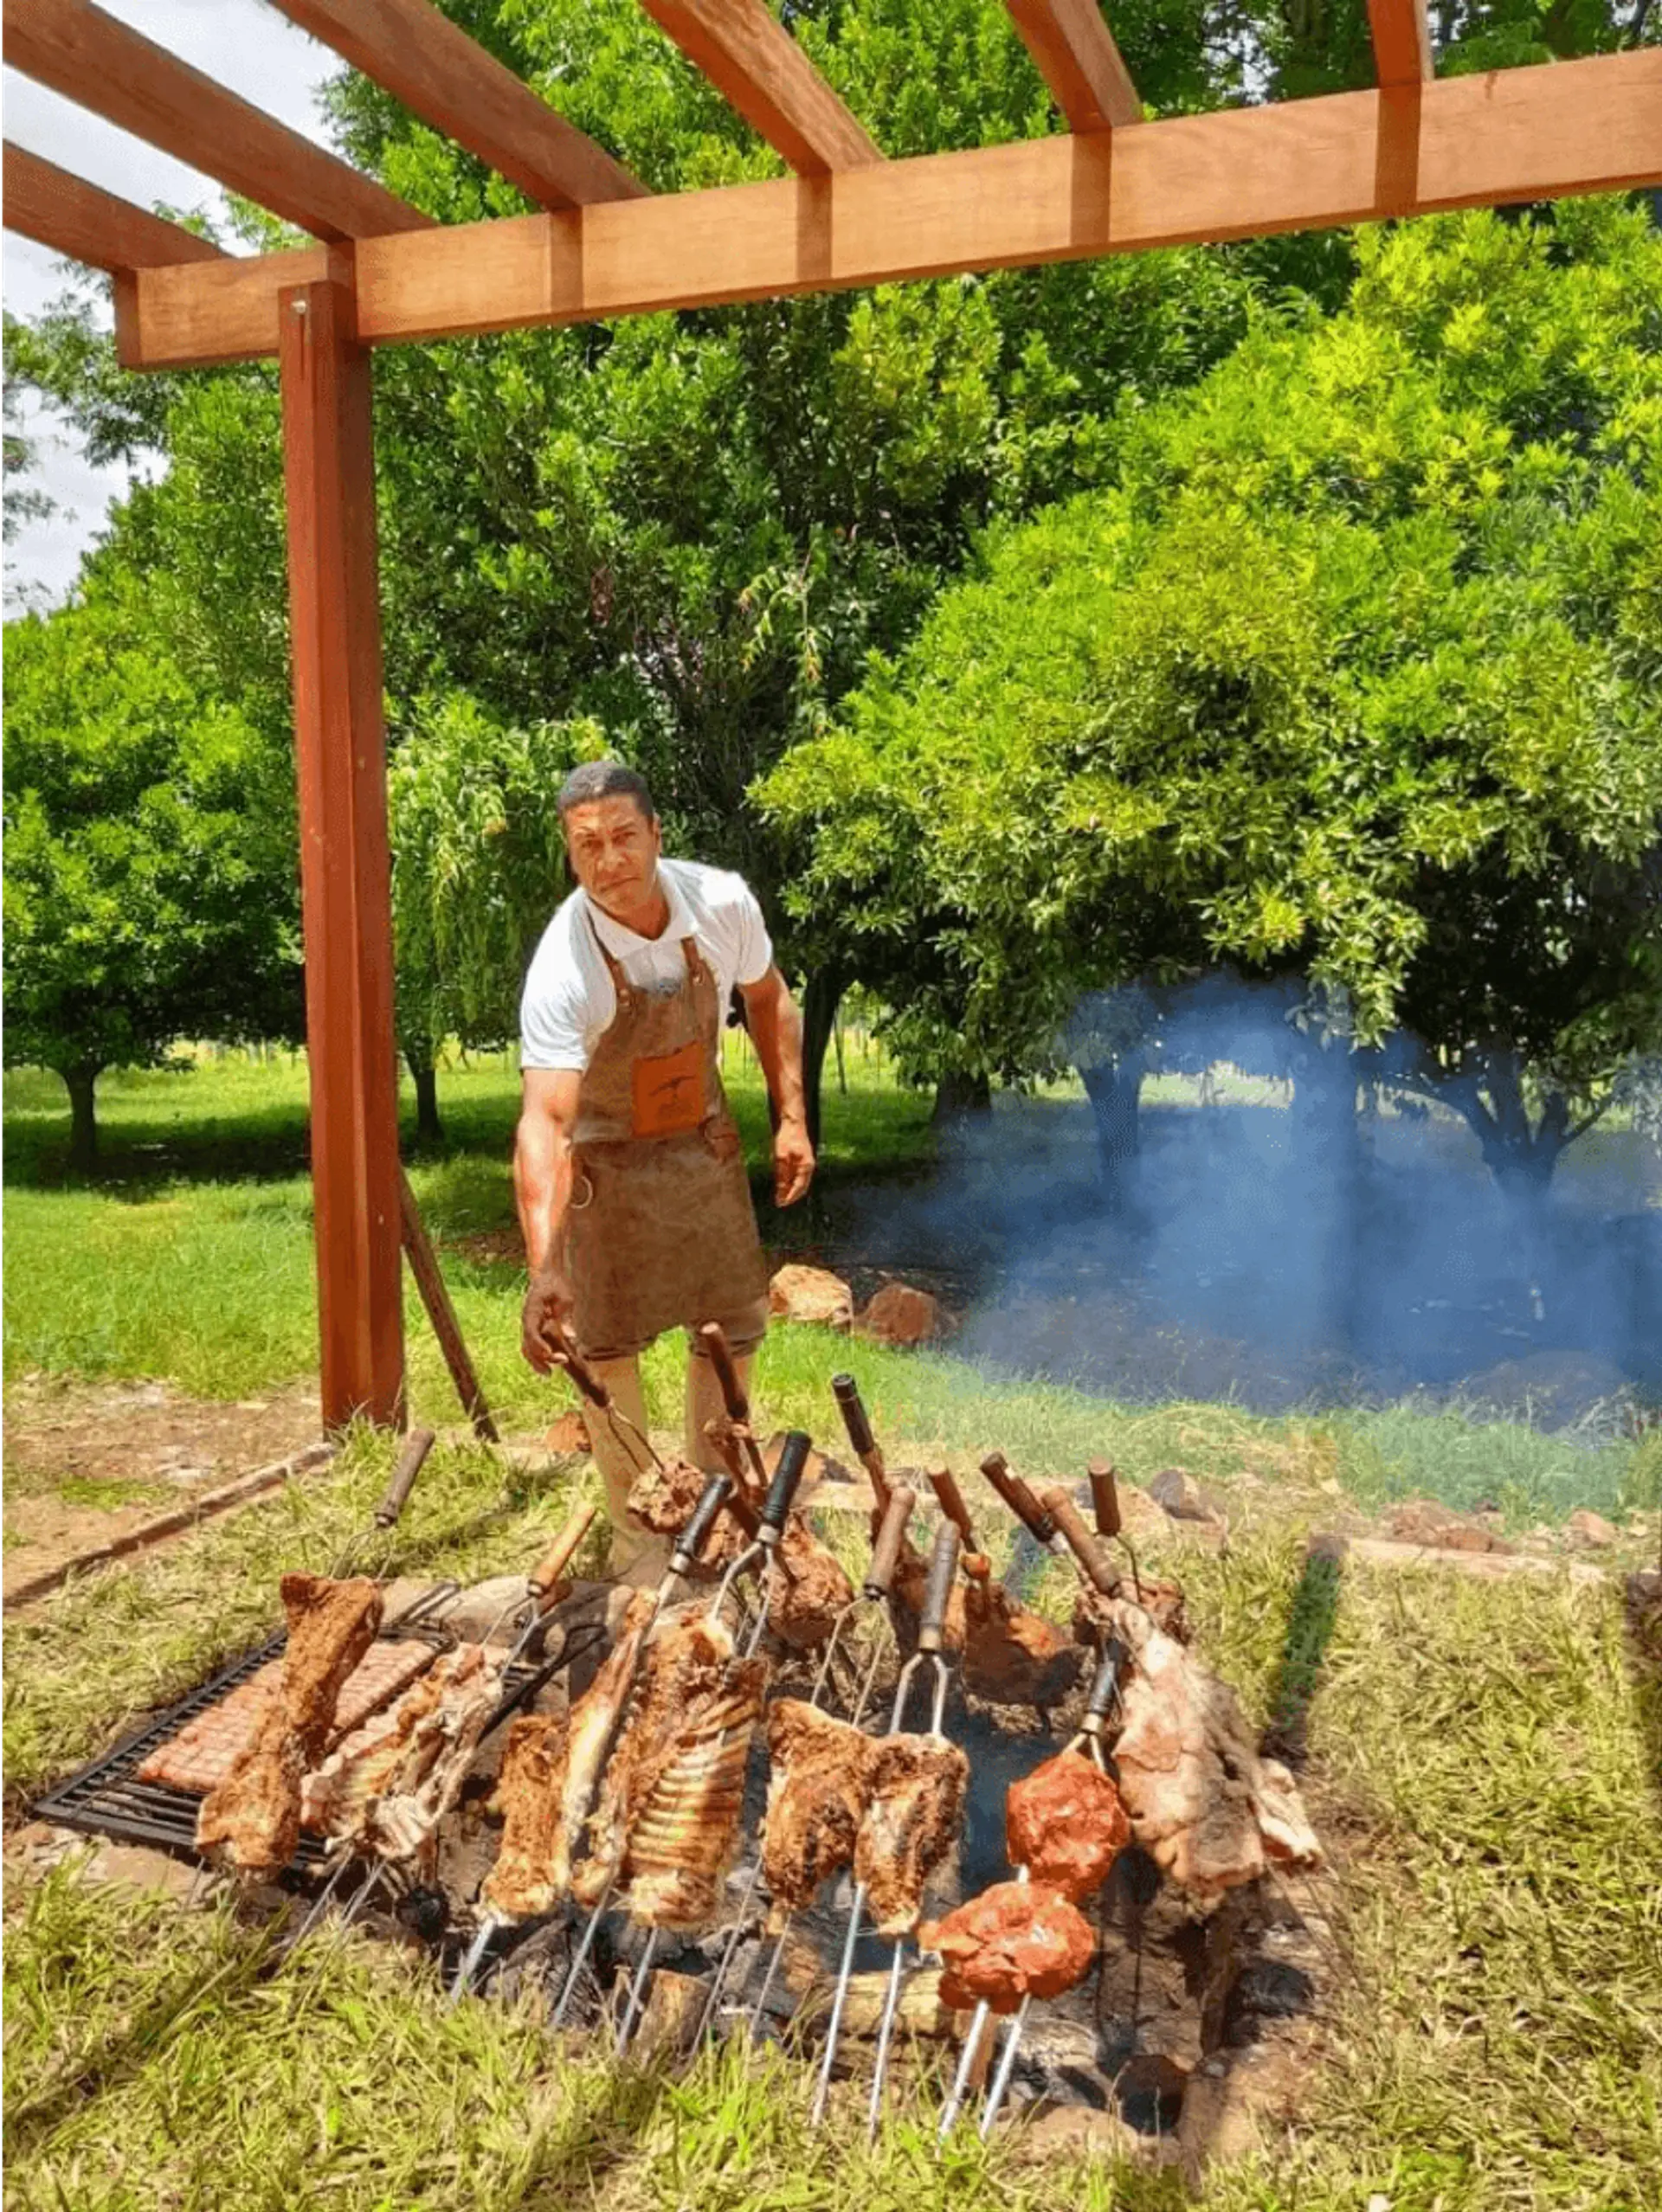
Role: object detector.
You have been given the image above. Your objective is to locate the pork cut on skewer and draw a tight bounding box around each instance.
[854,1731,970,1939]
[1003,1749,1131,1901]
[302,1644,484,1839]
[351,1643,506,1864]
[481,1711,570,1921]
[924,1881,1098,2014]
[622,1658,770,1928]
[551,1589,657,1897]
[759,1701,876,1934]
[196,1574,383,1872]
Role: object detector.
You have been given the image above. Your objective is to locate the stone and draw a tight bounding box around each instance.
[1017,2106,1163,2161]
[1388,1499,1511,1555]
[855,1282,944,1347]
[542,1410,589,1457]
[1113,2051,1190,2133]
[768,1264,853,1330]
[1147,1469,1222,1524]
[633,1968,707,2060]
[1566,1508,1619,1548]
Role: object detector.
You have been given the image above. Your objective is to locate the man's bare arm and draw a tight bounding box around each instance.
[739,965,815,1206]
[513,1068,583,1369]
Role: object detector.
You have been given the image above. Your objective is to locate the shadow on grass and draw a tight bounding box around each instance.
[1259,1536,1345,1770]
[1622,1567,1662,1823]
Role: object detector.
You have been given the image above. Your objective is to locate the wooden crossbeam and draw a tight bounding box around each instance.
[267,0,645,208]
[1367,0,1434,87]
[3,0,432,241]
[3,143,226,270]
[114,50,1662,370]
[641,0,882,173]
[1006,0,1140,132]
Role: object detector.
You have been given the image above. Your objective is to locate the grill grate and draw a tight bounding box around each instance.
[31,1589,596,1872]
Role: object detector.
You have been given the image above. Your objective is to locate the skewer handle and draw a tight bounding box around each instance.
[832,1373,892,1508]
[866,1483,917,1598]
[674,1473,732,1571]
[762,1431,811,1534]
[918,1521,961,1651]
[1037,1485,1121,1597]
[528,1499,599,1598]
[375,1427,435,1527]
[1085,1641,1126,1719]
[926,1469,979,1560]
[698,1321,751,1424]
[1087,1459,1122,1539]
[978,1452,1058,1546]
[551,1326,610,1410]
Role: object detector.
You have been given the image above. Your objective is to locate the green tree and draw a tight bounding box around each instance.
[760,201,1662,1195]
[388,698,602,1141]
[3,585,302,1167]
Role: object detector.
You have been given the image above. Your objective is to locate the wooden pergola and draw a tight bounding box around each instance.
[7,0,1660,1432]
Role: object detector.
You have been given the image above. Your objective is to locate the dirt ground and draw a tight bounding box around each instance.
[3,1373,322,1602]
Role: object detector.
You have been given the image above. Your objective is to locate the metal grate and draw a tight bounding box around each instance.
[31,1587,598,1871]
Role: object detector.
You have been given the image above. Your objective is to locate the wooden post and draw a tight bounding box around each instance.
[280,271,405,1431]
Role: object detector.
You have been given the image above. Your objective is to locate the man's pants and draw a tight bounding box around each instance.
[580,1338,756,1573]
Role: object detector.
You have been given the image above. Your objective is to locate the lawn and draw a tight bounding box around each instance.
[5,1052,1661,2209]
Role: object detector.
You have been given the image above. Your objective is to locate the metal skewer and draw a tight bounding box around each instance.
[545,1471,742,2028]
[699,1321,772,1493]
[474,1498,601,1654]
[326,1426,436,1579]
[612,1434,813,2055]
[973,1640,1130,2138]
[550,1321,664,1476]
[696,1480,918,2046]
[811,1520,961,2131]
[938,1643,1128,2138]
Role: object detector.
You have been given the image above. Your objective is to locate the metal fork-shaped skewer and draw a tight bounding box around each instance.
[810,1520,962,2131]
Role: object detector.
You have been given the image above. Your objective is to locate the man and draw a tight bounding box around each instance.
[515,760,815,1576]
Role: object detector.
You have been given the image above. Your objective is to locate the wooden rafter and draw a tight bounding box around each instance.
[115,50,1662,370]
[267,0,645,209]
[3,0,432,241]
[641,0,882,174]
[1006,0,1140,132]
[3,143,226,271]
[1367,0,1434,87]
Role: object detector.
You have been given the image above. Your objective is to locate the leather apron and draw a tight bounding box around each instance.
[564,918,770,1361]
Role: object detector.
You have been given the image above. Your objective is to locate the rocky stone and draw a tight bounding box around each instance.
[855,1281,944,1347]
[1113,2051,1190,2133]
[1565,1508,1619,1548]
[1016,2106,1173,2162]
[768,1264,853,1330]
[1147,1469,1223,1524]
[1388,1499,1512,1555]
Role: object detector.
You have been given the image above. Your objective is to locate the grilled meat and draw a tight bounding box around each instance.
[552,1590,658,1900]
[625,1456,747,1574]
[854,1732,969,1938]
[923,1881,1096,2015]
[623,1657,769,1928]
[1074,1574,1189,1647]
[760,1701,875,1933]
[765,1518,854,1651]
[1004,1752,1130,1900]
[960,1578,1082,1710]
[352,1642,504,1862]
[481,1711,570,1919]
[302,1645,492,1849]
[196,1575,382,1872]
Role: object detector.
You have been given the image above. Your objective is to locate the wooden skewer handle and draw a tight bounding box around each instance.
[1088,1459,1123,1539]
[978,1452,1055,1544]
[699,1322,751,1424]
[375,1427,435,1527]
[1037,1485,1121,1598]
[552,1327,610,1410]
[529,1500,599,1597]
[866,1483,917,1598]
[918,1521,962,1649]
[926,1468,977,1557]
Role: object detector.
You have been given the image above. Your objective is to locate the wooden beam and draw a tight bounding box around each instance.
[4,0,432,241]
[1006,0,1141,132]
[280,274,406,1432]
[267,0,644,209]
[116,51,1662,370]
[398,1167,499,1444]
[3,143,226,270]
[1367,0,1433,87]
[641,0,882,174]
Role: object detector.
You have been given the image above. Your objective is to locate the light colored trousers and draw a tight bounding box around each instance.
[581,1343,753,1571]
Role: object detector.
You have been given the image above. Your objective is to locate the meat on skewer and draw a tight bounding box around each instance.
[1003,1749,1131,1901]
[352,1643,506,1863]
[196,1574,383,1872]
[302,1643,486,1840]
[628,1455,851,1648]
[854,1732,970,1939]
[960,1577,1080,1710]
[924,1881,1097,2014]
[550,1589,657,1897]
[623,1658,770,1929]
[481,1710,570,1920]
[759,1701,876,1934]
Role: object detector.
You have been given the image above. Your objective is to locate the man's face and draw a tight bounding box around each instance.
[563,795,662,923]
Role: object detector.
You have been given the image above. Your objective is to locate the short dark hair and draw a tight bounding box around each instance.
[557,759,656,822]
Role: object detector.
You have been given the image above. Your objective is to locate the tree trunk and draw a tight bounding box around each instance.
[800,969,844,1156]
[1446,1053,1572,1204]
[1079,1051,1146,1208]
[63,1063,100,1173]
[1289,1040,1362,1351]
[403,1044,443,1147]
[931,1070,993,1125]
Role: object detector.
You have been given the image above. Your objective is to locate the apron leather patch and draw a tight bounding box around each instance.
[630,1035,707,1138]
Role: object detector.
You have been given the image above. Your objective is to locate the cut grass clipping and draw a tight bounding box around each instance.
[7,1529,1659,2211]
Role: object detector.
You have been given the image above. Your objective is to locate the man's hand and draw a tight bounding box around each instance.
[773,1116,815,1207]
[521,1265,577,1373]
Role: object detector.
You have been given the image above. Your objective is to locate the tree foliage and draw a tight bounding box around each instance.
[760,202,1662,1184]
[2,584,302,1164]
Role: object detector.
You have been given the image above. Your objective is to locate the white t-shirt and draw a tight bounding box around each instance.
[519,857,774,1075]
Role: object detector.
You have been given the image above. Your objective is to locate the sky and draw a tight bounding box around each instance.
[3,1,345,610]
